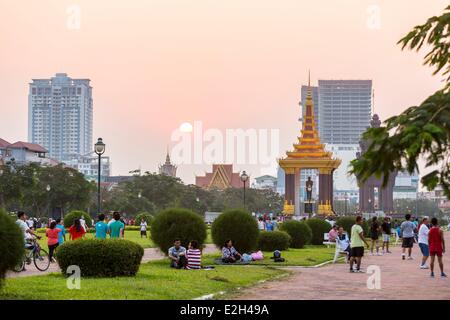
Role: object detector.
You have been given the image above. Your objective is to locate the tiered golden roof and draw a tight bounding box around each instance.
[278,87,341,174]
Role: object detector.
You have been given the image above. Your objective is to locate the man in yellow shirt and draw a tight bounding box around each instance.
[349,216,370,273]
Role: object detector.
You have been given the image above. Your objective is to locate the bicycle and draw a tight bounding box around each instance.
[13,238,50,272]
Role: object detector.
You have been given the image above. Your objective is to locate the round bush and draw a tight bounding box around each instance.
[258,231,291,251]
[306,218,332,245]
[211,209,259,253]
[57,239,143,277]
[134,212,153,226]
[0,208,24,285]
[336,216,369,236]
[63,210,92,229]
[150,208,207,254]
[280,220,312,248]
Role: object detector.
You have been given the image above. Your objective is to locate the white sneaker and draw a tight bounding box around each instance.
[420,265,429,269]
[369,252,374,256]
[407,256,414,260]
[377,252,383,256]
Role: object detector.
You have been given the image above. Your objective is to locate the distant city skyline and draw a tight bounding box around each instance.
[1,0,447,185]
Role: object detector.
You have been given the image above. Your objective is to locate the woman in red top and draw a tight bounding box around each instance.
[69,218,86,241]
[46,221,62,262]
[428,217,446,278]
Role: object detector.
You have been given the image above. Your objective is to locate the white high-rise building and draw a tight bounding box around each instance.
[318,80,372,144]
[28,73,93,162]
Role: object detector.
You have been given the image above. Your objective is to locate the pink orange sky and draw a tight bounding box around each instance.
[0,0,447,184]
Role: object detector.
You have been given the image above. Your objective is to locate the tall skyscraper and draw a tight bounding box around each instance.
[28,73,93,161]
[318,80,372,144]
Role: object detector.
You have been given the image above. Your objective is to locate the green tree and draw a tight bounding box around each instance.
[350,6,450,199]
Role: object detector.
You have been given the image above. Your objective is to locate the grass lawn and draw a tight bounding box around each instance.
[0,259,287,300]
[203,245,336,267]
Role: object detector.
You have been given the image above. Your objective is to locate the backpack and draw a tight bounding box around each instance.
[271,250,285,262]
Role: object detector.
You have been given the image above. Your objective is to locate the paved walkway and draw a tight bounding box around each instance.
[6,244,218,279]
[234,232,450,300]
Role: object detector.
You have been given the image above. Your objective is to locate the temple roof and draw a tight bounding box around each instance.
[279,85,341,170]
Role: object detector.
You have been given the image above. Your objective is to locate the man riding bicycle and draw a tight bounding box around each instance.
[16,211,42,270]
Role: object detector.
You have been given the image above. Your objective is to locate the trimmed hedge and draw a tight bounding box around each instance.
[134,212,153,226]
[63,211,92,229]
[57,239,144,277]
[306,218,332,245]
[258,231,291,251]
[150,208,207,254]
[0,208,24,285]
[211,209,259,253]
[336,216,369,237]
[280,220,312,248]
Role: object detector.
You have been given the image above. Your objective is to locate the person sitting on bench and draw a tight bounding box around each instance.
[222,239,242,263]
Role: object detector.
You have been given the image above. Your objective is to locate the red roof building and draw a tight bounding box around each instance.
[195,164,244,190]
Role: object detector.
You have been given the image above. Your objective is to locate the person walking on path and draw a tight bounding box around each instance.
[428,217,446,278]
[95,214,108,239]
[46,221,62,262]
[400,214,417,260]
[55,218,66,245]
[381,216,392,254]
[370,216,382,256]
[418,217,430,269]
[349,216,370,273]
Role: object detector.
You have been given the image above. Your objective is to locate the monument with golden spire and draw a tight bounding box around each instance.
[278,73,341,216]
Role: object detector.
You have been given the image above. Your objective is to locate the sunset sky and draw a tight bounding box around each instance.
[0,0,447,184]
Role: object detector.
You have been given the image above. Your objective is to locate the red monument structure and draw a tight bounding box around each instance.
[278,83,341,216]
[195,164,243,190]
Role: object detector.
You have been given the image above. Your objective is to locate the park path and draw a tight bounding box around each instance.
[6,244,219,279]
[233,232,450,300]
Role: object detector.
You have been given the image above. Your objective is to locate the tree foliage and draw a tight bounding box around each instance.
[350,6,450,199]
[0,163,94,215]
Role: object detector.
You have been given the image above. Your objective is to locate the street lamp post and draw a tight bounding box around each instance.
[344,192,348,215]
[240,171,249,209]
[94,138,106,215]
[46,184,51,218]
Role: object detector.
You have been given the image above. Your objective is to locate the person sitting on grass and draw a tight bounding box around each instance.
[95,213,108,239]
[168,239,187,269]
[221,239,242,263]
[186,240,202,270]
[69,218,86,240]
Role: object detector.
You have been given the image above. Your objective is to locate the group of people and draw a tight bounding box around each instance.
[327,214,447,277]
[15,210,130,269]
[257,216,279,232]
[167,238,243,270]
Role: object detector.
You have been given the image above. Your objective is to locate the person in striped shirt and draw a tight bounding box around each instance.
[186,240,202,270]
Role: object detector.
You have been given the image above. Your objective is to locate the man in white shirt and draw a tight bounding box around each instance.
[15,211,41,245]
[418,217,430,269]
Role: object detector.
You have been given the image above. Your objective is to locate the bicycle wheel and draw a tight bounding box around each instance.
[33,248,50,271]
[12,257,25,272]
